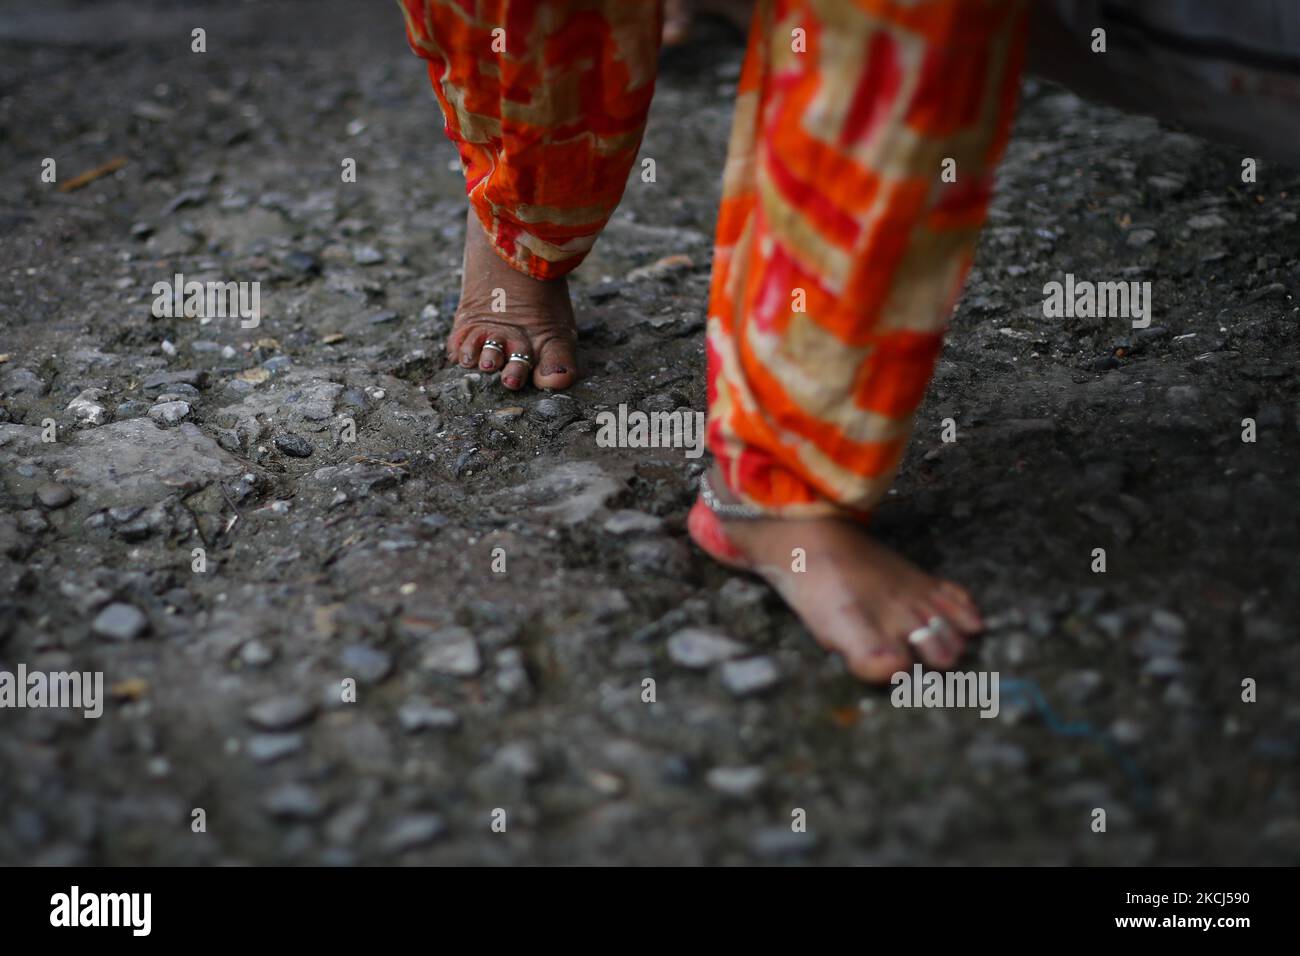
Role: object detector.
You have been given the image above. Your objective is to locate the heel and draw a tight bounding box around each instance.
[687,499,750,570]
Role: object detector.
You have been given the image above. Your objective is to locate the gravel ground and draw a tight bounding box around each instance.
[1,1,1298,866]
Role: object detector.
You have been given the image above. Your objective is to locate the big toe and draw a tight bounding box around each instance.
[533,336,579,390]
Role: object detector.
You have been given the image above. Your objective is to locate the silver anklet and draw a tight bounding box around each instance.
[698,470,769,520]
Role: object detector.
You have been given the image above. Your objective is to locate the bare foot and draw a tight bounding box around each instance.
[446,210,579,391]
[688,467,982,684]
[662,0,753,46]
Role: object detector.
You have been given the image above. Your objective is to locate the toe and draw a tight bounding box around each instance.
[843,635,911,684]
[907,605,964,670]
[835,607,911,684]
[662,0,691,45]
[934,581,983,634]
[533,336,578,390]
[478,335,507,372]
[499,332,534,390]
[458,327,487,368]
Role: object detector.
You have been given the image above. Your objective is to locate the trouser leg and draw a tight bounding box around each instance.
[706,0,1030,517]
[400,0,664,279]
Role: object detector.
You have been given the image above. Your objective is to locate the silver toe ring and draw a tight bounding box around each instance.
[907,615,950,646]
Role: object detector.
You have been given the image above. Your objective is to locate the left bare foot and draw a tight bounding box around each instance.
[662,0,753,46]
[447,209,579,391]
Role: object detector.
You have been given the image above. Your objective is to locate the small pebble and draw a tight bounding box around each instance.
[275,433,313,458]
[91,603,148,642]
[262,784,326,820]
[35,483,74,509]
[720,657,780,696]
[397,700,461,733]
[706,766,766,798]
[246,695,317,731]
[422,632,482,676]
[341,644,393,684]
[381,814,446,852]
[239,640,275,667]
[667,628,747,669]
[147,400,191,424]
[246,733,303,764]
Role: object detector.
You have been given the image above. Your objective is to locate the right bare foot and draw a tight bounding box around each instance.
[688,468,983,684]
[447,210,579,391]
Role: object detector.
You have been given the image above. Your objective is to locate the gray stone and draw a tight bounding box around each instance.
[531,396,576,421]
[1146,174,1185,196]
[494,741,543,780]
[147,400,189,421]
[141,369,208,391]
[66,389,108,425]
[43,419,242,510]
[1247,282,1287,303]
[262,784,326,820]
[1,367,47,396]
[246,733,303,764]
[17,509,48,534]
[341,644,392,684]
[508,461,619,526]
[626,537,691,578]
[602,510,663,535]
[421,630,482,676]
[274,433,313,457]
[1148,609,1187,640]
[1109,719,1144,745]
[494,648,531,697]
[706,766,766,798]
[667,628,747,669]
[239,640,275,667]
[156,384,201,401]
[35,482,74,509]
[397,700,461,733]
[381,814,446,852]
[1126,228,1157,248]
[1142,656,1185,679]
[720,656,780,696]
[246,695,317,731]
[750,826,819,858]
[91,603,148,641]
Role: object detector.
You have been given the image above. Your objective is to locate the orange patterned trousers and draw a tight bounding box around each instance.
[401,0,1030,518]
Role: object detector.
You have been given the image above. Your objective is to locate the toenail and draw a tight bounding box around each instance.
[504,377,518,388]
[480,360,494,369]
